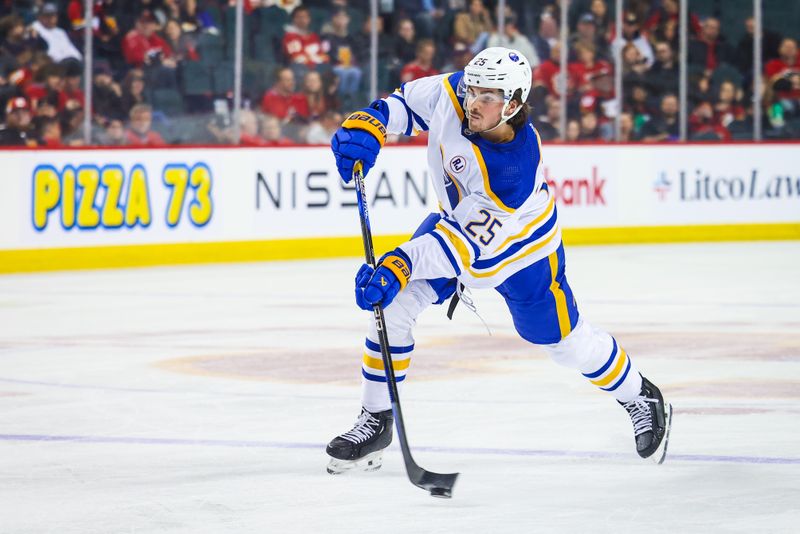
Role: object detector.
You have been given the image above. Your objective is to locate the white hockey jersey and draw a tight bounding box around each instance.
[383,72,561,289]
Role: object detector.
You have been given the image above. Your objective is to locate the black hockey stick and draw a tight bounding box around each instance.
[352,161,459,498]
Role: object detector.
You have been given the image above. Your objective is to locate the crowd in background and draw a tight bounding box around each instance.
[0,0,798,147]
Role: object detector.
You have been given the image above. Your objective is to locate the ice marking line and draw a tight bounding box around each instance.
[1,433,798,465]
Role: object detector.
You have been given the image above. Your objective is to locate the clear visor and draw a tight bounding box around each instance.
[463,86,506,106]
[458,78,506,106]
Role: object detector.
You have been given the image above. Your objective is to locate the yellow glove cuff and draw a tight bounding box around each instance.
[342,110,387,147]
[381,254,411,290]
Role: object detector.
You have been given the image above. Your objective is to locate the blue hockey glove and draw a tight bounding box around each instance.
[354,249,412,310]
[331,106,387,183]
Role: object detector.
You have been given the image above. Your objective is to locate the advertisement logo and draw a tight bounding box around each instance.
[653,172,671,201]
[543,165,607,206]
[654,169,800,202]
[31,162,213,231]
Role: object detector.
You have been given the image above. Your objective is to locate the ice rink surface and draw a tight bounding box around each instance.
[1,241,799,534]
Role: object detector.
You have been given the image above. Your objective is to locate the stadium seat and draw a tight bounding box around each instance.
[224,5,253,59]
[151,88,185,116]
[212,61,235,95]
[181,61,213,96]
[197,32,225,66]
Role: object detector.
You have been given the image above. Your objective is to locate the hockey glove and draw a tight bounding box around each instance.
[354,249,412,310]
[331,106,387,183]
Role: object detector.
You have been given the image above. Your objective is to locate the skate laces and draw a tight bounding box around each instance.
[622,396,657,436]
[456,284,492,336]
[341,410,381,444]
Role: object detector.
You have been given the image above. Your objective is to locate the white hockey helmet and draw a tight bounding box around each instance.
[463,47,532,105]
[462,47,532,127]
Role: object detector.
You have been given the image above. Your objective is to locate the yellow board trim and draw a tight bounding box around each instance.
[590,349,628,387]
[442,74,465,122]
[0,223,797,275]
[547,251,572,338]
[471,144,515,213]
[362,353,411,372]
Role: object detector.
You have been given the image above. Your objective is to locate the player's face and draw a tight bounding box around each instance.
[465,86,505,131]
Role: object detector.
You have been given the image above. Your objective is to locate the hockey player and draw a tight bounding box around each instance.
[326,47,672,474]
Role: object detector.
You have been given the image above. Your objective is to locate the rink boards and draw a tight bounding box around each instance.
[0,143,798,273]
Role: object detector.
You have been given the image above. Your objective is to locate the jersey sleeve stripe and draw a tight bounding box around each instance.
[547,250,574,338]
[429,230,463,276]
[471,144,516,213]
[389,92,430,135]
[438,217,480,257]
[442,72,465,122]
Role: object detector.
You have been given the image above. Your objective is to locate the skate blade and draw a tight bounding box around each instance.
[649,402,672,465]
[326,451,383,475]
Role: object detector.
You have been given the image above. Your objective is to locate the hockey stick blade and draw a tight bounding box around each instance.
[410,465,459,499]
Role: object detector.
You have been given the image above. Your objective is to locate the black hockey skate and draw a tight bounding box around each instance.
[326,408,393,474]
[619,375,672,464]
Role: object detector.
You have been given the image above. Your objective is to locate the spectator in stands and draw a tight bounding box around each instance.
[534,42,565,97]
[714,80,745,129]
[735,16,781,79]
[261,114,294,146]
[92,61,123,123]
[98,118,126,145]
[260,66,309,123]
[163,18,198,63]
[488,13,540,69]
[0,14,37,60]
[400,38,438,84]
[302,70,327,121]
[282,6,329,74]
[640,93,679,142]
[26,62,63,111]
[621,42,649,88]
[626,81,655,129]
[321,8,361,106]
[30,3,83,63]
[36,116,61,146]
[588,0,612,46]
[125,103,165,146]
[565,118,580,141]
[688,17,735,77]
[440,42,473,74]
[571,13,607,61]
[612,12,653,69]
[237,109,268,146]
[643,0,701,44]
[569,42,612,103]
[395,0,445,40]
[617,111,638,141]
[765,38,800,88]
[122,10,174,68]
[689,99,728,140]
[68,0,122,70]
[0,96,32,145]
[578,110,600,140]
[535,93,562,141]
[267,0,302,17]
[120,69,148,116]
[59,61,84,113]
[392,18,417,67]
[530,7,558,65]
[453,0,492,53]
[305,109,343,144]
[649,41,679,96]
